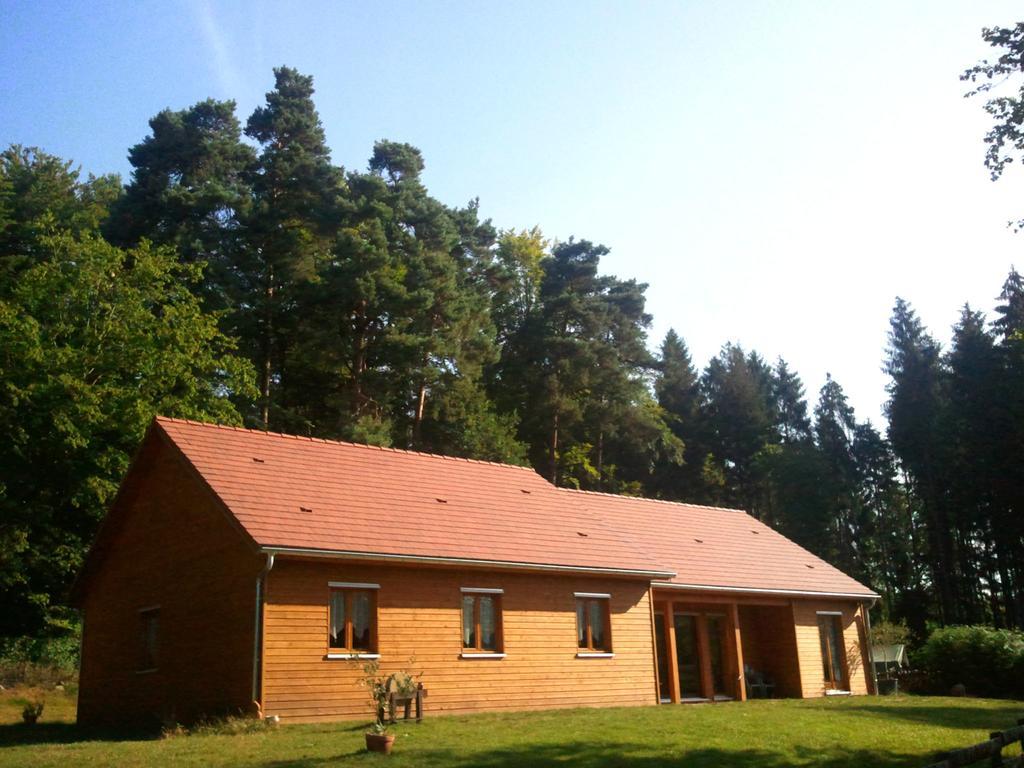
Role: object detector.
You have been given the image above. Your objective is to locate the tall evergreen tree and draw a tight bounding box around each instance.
[497,239,675,488]
[813,375,860,575]
[106,99,255,308]
[243,67,346,428]
[700,343,776,513]
[773,357,812,443]
[944,305,1003,624]
[851,421,919,626]
[991,271,1024,623]
[654,329,714,501]
[884,297,958,622]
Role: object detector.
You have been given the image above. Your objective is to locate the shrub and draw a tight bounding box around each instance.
[22,699,44,724]
[916,625,1024,698]
[0,633,80,687]
[871,620,911,648]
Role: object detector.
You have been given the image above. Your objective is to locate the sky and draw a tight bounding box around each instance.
[3,0,1023,425]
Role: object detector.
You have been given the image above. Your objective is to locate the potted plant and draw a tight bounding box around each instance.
[357,661,396,754]
[22,700,44,725]
[365,718,395,754]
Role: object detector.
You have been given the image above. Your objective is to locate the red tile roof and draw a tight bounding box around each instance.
[562,488,877,598]
[155,417,670,578]
[154,417,877,597]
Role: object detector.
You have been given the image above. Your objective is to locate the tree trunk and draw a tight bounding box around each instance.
[413,378,427,447]
[260,265,275,429]
[549,409,559,485]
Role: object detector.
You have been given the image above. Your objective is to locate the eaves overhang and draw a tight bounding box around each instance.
[262,545,677,580]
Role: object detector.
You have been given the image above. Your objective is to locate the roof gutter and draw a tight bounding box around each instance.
[251,551,275,713]
[864,597,879,695]
[261,546,675,580]
[650,581,880,601]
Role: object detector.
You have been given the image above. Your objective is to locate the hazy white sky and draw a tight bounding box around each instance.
[3,0,1023,425]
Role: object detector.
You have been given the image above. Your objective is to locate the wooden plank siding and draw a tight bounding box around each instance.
[77,436,264,727]
[738,604,803,698]
[791,600,871,696]
[261,558,658,722]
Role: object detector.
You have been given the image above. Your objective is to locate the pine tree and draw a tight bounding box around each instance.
[991,271,1024,624]
[496,239,674,488]
[106,99,255,309]
[884,297,958,622]
[773,358,812,443]
[243,67,346,428]
[654,329,713,501]
[813,375,860,576]
[700,343,776,512]
[944,305,1003,624]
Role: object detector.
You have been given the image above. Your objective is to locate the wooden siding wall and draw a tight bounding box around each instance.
[791,600,870,696]
[737,605,802,698]
[261,559,657,722]
[77,439,264,727]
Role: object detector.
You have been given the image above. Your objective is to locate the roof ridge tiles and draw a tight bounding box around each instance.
[558,486,746,514]
[155,415,538,472]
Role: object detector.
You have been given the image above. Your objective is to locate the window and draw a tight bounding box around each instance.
[817,613,847,690]
[575,593,612,654]
[328,582,379,656]
[461,588,503,654]
[138,607,159,672]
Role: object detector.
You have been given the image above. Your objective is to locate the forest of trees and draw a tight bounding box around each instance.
[2,25,1024,647]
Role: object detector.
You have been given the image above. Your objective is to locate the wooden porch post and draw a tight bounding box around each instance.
[663,601,681,703]
[695,614,715,700]
[730,602,747,701]
[648,589,662,705]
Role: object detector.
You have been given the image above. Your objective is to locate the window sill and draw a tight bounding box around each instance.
[824,689,851,696]
[135,668,158,675]
[460,652,506,660]
[576,652,615,658]
[325,653,380,660]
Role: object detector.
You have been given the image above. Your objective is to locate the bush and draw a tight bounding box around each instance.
[0,633,80,687]
[917,625,1024,698]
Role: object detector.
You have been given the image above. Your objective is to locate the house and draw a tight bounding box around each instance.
[73,417,878,727]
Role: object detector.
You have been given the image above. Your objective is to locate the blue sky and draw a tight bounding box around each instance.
[3,0,1023,424]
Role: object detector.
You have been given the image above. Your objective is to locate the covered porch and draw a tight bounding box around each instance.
[652,590,803,704]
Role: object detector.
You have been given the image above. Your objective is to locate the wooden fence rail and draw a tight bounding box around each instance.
[923,720,1024,768]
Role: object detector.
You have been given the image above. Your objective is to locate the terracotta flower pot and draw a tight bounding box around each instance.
[365,732,396,754]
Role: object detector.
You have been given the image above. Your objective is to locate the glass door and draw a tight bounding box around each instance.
[706,615,727,697]
[673,613,702,698]
[818,614,846,690]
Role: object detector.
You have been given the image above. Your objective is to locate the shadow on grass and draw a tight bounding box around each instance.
[848,701,1024,731]
[257,741,926,768]
[0,718,369,751]
[0,721,159,747]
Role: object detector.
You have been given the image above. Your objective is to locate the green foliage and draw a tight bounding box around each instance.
[355,659,422,731]
[21,699,44,723]
[4,43,1024,646]
[870,620,911,649]
[0,231,254,635]
[962,24,1024,187]
[918,626,1024,698]
[0,145,119,282]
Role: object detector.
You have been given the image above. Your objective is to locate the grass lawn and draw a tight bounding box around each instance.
[1,688,1022,768]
